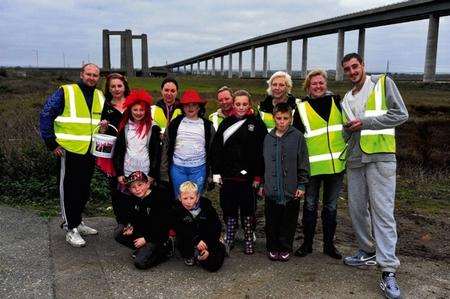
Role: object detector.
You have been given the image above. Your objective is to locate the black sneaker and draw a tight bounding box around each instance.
[294,244,312,257]
[131,250,137,259]
[184,257,195,266]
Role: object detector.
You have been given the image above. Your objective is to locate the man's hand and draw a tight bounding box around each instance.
[123,225,133,236]
[118,176,126,185]
[53,146,64,157]
[133,237,146,248]
[294,189,305,199]
[345,119,363,132]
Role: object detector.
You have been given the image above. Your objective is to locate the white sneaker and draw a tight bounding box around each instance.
[66,228,86,247]
[77,222,98,235]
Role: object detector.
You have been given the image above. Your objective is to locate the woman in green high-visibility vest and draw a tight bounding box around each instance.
[293,69,346,260]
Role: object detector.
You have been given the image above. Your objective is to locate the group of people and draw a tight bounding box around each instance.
[39,52,408,299]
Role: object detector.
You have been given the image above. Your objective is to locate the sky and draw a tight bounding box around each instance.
[1,0,449,73]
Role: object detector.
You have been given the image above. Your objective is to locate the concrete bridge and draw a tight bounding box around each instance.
[161,0,450,82]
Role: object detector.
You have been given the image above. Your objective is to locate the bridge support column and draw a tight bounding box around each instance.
[190,63,193,74]
[221,56,224,76]
[124,29,134,76]
[239,51,243,78]
[205,59,208,75]
[228,52,233,79]
[183,65,186,73]
[251,46,256,78]
[358,29,365,60]
[286,38,292,75]
[424,14,439,82]
[197,61,200,75]
[335,29,345,81]
[302,38,308,78]
[212,57,216,76]
[102,30,111,71]
[141,34,149,76]
[263,45,268,78]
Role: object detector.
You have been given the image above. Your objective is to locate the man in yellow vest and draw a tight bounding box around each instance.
[151,77,182,134]
[39,63,105,247]
[341,53,408,299]
[208,86,234,131]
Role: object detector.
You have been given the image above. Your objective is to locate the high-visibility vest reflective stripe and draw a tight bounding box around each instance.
[151,105,182,133]
[297,98,346,176]
[54,84,105,154]
[360,75,396,154]
[209,111,224,131]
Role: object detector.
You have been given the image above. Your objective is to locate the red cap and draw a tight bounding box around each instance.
[123,89,152,109]
[180,89,205,105]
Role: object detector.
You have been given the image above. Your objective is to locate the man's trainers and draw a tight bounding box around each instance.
[184,257,195,266]
[279,252,290,262]
[380,272,401,299]
[66,228,86,247]
[343,249,377,267]
[77,222,98,235]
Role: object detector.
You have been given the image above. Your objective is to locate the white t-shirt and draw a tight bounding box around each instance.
[173,118,206,167]
[123,121,150,176]
[342,75,374,120]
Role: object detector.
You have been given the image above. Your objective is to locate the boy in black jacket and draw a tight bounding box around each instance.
[114,171,172,269]
[173,181,226,272]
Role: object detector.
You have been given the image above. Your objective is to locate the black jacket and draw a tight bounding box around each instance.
[163,115,215,179]
[100,101,123,135]
[130,187,172,245]
[172,197,222,249]
[113,124,162,181]
[293,93,342,133]
[211,114,267,179]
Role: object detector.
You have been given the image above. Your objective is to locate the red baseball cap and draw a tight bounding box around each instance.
[180,89,205,105]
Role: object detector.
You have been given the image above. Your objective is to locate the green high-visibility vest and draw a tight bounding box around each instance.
[342,75,396,154]
[151,105,182,133]
[297,98,346,176]
[360,75,396,154]
[209,111,224,131]
[54,84,105,154]
[259,111,275,132]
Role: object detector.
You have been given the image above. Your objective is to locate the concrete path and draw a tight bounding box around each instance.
[1,206,449,298]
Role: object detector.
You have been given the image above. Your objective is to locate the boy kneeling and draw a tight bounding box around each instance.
[173,181,226,272]
[114,171,172,269]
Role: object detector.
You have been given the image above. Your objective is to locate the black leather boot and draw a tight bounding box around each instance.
[294,208,316,257]
[322,209,342,259]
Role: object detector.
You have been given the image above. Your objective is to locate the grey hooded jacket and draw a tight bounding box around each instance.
[263,126,309,205]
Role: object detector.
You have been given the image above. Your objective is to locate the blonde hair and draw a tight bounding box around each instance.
[179,181,198,194]
[266,71,292,95]
[302,69,327,92]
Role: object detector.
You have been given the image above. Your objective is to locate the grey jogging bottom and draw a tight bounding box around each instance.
[347,161,400,273]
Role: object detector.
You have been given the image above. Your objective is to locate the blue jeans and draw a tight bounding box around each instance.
[170,163,206,198]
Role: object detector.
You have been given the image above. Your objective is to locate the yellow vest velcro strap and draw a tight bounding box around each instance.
[55,116,100,125]
[361,128,395,136]
[365,110,388,117]
[305,124,343,138]
[55,133,92,141]
[309,152,343,163]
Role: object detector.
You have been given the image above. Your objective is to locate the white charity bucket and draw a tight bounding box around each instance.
[91,124,118,158]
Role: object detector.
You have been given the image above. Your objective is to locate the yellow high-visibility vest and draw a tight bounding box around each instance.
[54,84,105,154]
[151,105,182,133]
[297,98,346,176]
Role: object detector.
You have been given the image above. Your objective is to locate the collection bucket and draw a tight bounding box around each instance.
[91,124,118,158]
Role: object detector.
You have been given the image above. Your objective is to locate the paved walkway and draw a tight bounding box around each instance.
[1,206,449,298]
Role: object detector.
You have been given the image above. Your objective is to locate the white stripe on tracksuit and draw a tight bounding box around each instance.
[59,149,68,230]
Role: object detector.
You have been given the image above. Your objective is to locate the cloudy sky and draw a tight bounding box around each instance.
[1,0,449,73]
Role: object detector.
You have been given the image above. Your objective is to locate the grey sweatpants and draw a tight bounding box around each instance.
[347,162,400,273]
